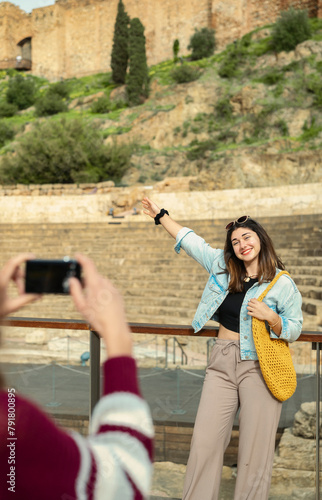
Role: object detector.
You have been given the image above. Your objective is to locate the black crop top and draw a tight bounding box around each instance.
[217,278,258,333]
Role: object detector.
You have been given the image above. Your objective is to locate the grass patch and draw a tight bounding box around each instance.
[186,138,218,161]
[299,117,322,141]
[102,126,132,137]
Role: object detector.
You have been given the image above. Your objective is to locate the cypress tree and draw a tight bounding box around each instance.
[111,0,130,84]
[127,18,149,106]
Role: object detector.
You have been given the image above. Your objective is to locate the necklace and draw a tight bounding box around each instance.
[244,274,258,282]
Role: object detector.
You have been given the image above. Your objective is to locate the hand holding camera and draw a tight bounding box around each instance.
[0,253,40,317]
[0,253,133,359]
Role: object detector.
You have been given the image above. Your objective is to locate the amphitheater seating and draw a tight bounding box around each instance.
[0,213,320,331]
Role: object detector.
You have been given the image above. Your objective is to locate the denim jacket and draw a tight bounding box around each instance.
[175,227,303,361]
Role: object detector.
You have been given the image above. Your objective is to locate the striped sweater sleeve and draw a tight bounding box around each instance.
[0,356,154,500]
[71,356,154,500]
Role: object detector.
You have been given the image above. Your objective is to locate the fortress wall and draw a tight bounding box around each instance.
[1,0,322,80]
[62,1,117,79]
[123,0,209,67]
[211,0,321,47]
[31,6,65,80]
[32,0,209,80]
[0,3,31,63]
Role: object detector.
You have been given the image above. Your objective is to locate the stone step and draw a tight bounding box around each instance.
[302,312,322,330]
[298,286,322,301]
[292,275,322,288]
[124,295,200,309]
[301,297,322,319]
[125,304,196,320]
[285,256,322,267]
[123,285,204,298]
[288,266,322,276]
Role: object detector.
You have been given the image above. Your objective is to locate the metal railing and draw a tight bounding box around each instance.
[0,58,32,70]
[164,336,188,368]
[1,317,322,499]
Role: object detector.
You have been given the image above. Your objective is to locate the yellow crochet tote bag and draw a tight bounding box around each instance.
[252,271,297,402]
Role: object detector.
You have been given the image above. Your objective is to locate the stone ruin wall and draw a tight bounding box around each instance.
[212,0,322,47]
[0,0,321,80]
[0,2,31,64]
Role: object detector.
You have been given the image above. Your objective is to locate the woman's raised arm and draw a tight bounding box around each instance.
[142,197,183,239]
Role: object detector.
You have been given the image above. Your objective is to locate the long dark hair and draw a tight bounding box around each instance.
[224,218,285,293]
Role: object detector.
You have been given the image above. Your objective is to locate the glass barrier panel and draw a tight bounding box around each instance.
[0,325,93,437]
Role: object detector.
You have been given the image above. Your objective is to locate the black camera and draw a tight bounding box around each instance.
[25,258,82,294]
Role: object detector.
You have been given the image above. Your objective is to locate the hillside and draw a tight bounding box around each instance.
[0,22,322,189]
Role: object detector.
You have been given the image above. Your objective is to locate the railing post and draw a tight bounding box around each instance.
[315,342,322,500]
[89,329,101,418]
[165,339,168,369]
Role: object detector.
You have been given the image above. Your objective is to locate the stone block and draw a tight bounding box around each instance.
[25,330,49,345]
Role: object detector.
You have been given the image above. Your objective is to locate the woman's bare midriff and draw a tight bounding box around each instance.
[218,324,240,340]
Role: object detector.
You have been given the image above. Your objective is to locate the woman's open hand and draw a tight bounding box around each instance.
[142,197,160,219]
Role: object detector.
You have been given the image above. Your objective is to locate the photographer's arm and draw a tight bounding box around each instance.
[142,196,183,239]
[68,254,153,498]
[0,254,153,500]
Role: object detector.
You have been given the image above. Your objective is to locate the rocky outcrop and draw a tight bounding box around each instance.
[102,39,322,191]
[272,402,322,495]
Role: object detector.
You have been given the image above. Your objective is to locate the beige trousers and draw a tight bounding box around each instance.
[182,339,282,500]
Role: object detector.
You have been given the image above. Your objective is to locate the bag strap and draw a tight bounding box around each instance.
[257,270,290,303]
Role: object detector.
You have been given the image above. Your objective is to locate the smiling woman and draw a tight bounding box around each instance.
[142,196,303,500]
[225,217,285,293]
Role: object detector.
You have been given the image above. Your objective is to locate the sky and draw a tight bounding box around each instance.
[2,0,55,13]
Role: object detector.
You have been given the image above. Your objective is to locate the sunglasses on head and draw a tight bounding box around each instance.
[225,215,250,231]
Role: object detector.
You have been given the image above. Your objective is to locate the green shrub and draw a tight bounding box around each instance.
[300,117,322,141]
[259,69,284,85]
[173,39,180,62]
[0,118,132,184]
[90,95,111,114]
[217,130,237,143]
[188,28,216,61]
[47,81,70,99]
[98,74,111,87]
[282,60,301,72]
[138,174,147,183]
[218,41,246,79]
[241,33,252,48]
[35,93,68,116]
[127,18,149,106]
[171,64,201,84]
[110,99,127,111]
[0,101,17,118]
[274,119,289,136]
[5,68,16,78]
[6,74,36,110]
[306,74,322,107]
[249,112,269,140]
[215,97,233,119]
[0,121,15,148]
[111,0,130,84]
[186,138,217,161]
[271,8,311,53]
